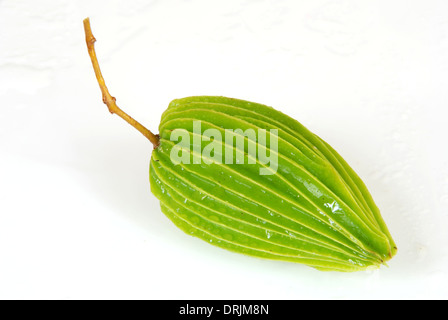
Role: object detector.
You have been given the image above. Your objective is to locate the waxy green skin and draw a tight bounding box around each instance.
[150,96,397,272]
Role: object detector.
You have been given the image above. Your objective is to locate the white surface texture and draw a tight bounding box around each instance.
[1,0,448,299]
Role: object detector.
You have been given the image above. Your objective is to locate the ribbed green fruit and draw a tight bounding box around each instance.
[150,96,397,272]
[83,18,396,272]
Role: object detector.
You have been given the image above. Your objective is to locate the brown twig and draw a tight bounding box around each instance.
[83,17,160,148]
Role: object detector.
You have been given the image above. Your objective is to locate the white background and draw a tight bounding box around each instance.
[1,0,447,300]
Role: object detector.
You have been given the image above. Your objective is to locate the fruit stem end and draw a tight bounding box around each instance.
[83,17,160,149]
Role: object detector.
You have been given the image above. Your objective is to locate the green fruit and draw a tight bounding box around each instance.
[84,18,396,272]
